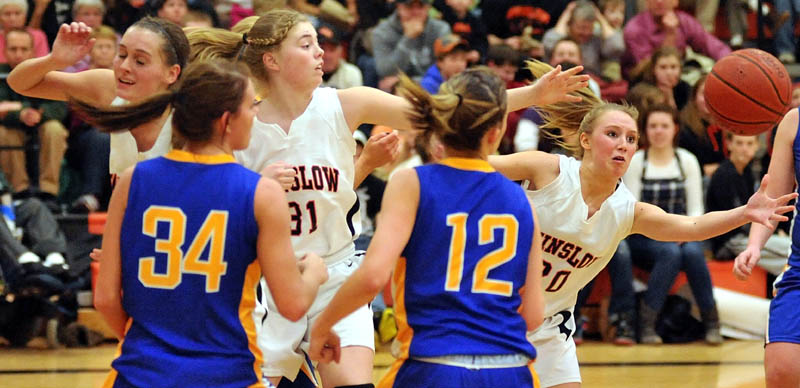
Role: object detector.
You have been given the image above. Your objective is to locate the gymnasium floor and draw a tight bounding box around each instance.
[0,340,767,388]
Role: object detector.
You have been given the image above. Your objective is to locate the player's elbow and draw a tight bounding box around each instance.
[274,295,312,322]
[93,290,120,319]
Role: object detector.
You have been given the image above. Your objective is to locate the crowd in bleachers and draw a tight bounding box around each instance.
[1,0,799,347]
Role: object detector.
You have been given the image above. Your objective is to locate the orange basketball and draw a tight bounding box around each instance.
[704,48,792,135]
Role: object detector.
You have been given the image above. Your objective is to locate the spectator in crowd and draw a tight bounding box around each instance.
[679,74,727,177]
[28,0,74,46]
[480,0,569,49]
[707,133,790,275]
[432,0,487,63]
[420,33,469,93]
[548,38,601,97]
[622,0,730,77]
[370,0,450,80]
[486,43,520,86]
[598,0,625,81]
[623,104,722,345]
[626,81,668,114]
[0,0,49,63]
[635,45,690,110]
[775,0,800,63]
[0,171,69,286]
[291,0,358,28]
[0,29,67,212]
[150,0,189,26]
[105,0,148,34]
[542,0,625,79]
[73,0,104,29]
[318,22,363,89]
[183,9,213,27]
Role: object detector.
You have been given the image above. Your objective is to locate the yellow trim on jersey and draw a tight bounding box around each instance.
[164,149,237,165]
[529,362,541,388]
[438,157,495,173]
[102,318,133,388]
[239,261,266,387]
[377,359,404,388]
[392,257,413,360]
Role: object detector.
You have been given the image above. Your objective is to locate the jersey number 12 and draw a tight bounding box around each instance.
[444,213,518,297]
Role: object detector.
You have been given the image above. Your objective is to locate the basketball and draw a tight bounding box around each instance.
[704,48,792,135]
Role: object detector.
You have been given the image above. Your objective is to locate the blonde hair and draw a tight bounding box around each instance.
[187,9,307,91]
[397,66,507,152]
[526,60,638,157]
[91,24,117,42]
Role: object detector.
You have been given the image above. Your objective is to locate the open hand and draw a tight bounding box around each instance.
[529,64,591,106]
[51,22,94,69]
[744,174,798,228]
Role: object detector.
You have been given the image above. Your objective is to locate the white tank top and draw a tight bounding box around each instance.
[527,155,636,317]
[108,96,173,175]
[235,87,360,263]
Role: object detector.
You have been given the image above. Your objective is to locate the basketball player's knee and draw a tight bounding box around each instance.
[766,361,800,386]
[334,384,374,388]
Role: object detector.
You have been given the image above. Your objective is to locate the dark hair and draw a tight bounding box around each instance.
[397,66,507,152]
[486,44,520,67]
[130,17,189,79]
[640,103,680,148]
[71,60,251,143]
[680,73,710,140]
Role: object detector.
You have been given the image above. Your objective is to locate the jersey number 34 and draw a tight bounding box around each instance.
[137,206,229,293]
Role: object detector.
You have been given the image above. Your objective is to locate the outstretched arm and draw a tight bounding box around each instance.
[489,151,560,190]
[309,167,420,363]
[8,23,115,105]
[340,66,589,134]
[631,174,796,242]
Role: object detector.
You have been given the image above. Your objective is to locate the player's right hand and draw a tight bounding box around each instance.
[733,245,761,280]
[298,253,328,285]
[51,22,94,69]
[260,161,296,191]
[309,326,341,364]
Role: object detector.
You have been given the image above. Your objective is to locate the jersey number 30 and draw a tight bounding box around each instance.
[445,213,518,297]
[138,206,229,293]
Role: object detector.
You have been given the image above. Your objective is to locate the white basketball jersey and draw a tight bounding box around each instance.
[235,87,361,262]
[108,96,174,175]
[527,155,636,317]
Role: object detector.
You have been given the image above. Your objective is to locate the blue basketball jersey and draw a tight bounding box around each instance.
[791,107,800,268]
[105,150,265,388]
[394,158,537,360]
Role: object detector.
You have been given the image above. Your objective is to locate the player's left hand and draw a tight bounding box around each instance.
[744,174,798,227]
[309,324,341,364]
[733,245,761,280]
[528,64,590,106]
